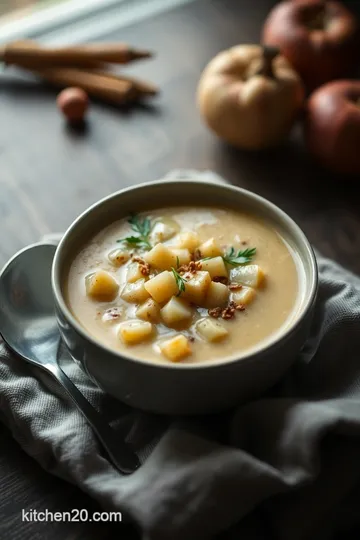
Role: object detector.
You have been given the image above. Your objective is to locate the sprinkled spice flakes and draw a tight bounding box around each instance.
[209,301,246,320]
[132,256,151,276]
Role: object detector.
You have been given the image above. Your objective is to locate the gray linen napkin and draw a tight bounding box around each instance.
[1,170,360,540]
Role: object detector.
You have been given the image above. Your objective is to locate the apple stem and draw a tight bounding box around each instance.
[257,46,279,78]
[307,3,327,31]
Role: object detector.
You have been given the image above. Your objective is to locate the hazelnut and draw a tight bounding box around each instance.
[57,87,89,123]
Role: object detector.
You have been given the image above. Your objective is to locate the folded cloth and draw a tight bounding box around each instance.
[1,170,360,540]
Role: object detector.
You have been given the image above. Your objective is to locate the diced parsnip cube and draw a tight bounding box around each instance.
[230,265,265,288]
[199,238,222,258]
[205,281,230,308]
[170,248,191,266]
[108,249,130,267]
[183,271,211,305]
[231,286,256,306]
[85,270,119,302]
[200,256,228,279]
[159,334,191,362]
[177,231,200,252]
[120,279,150,303]
[196,318,228,342]
[144,271,178,303]
[136,298,161,323]
[161,296,193,327]
[144,243,177,271]
[119,320,153,345]
[127,262,145,283]
[150,217,180,243]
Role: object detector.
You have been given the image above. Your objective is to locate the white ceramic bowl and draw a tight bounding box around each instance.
[52,180,317,415]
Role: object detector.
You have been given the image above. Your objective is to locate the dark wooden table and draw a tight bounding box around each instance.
[1,0,360,538]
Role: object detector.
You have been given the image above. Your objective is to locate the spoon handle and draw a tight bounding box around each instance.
[45,363,140,474]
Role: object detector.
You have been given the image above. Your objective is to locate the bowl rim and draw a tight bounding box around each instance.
[52,178,318,370]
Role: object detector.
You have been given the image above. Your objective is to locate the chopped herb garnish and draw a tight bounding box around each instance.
[223,247,256,266]
[171,267,187,296]
[201,247,256,266]
[117,213,153,250]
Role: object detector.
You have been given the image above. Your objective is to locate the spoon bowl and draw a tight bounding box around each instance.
[0,242,139,474]
[0,243,60,368]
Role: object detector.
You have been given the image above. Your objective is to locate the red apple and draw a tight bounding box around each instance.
[304,80,360,175]
[262,0,359,90]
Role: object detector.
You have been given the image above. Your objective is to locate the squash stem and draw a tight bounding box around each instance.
[256,46,279,78]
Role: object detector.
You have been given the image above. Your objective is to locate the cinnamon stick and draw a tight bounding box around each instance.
[30,67,139,104]
[0,40,153,69]
[91,71,159,97]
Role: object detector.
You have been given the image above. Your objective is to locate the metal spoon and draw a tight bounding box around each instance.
[0,243,140,474]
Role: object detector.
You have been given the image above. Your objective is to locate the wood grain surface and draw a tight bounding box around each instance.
[1,0,360,539]
[0,0,359,273]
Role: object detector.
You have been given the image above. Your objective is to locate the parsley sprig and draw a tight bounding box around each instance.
[171,257,187,296]
[223,247,256,266]
[117,214,152,250]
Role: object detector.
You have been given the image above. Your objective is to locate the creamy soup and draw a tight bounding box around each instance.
[65,207,301,364]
